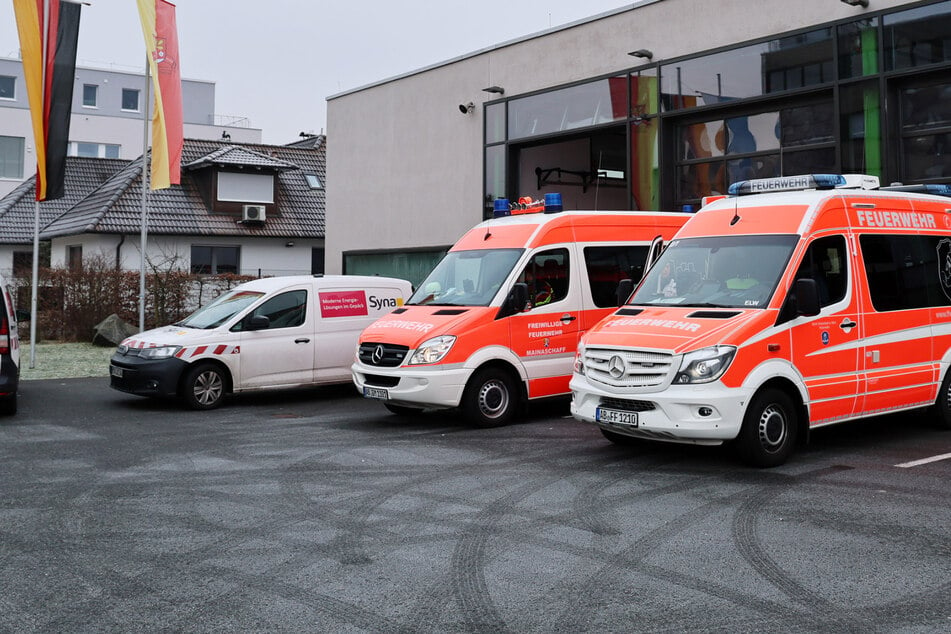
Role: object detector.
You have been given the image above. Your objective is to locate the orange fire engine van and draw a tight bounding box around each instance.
[570,174,951,467]
[352,194,689,426]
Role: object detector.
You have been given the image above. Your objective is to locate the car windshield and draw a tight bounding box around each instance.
[176,290,265,329]
[408,248,524,307]
[630,234,798,309]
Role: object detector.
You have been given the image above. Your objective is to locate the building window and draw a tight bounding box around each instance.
[899,80,951,182]
[344,249,446,287]
[67,245,83,272]
[12,251,31,276]
[82,84,98,107]
[304,173,322,189]
[0,136,25,179]
[311,247,325,275]
[191,245,240,275]
[121,88,140,111]
[884,0,951,71]
[68,142,122,158]
[217,172,274,203]
[0,75,14,100]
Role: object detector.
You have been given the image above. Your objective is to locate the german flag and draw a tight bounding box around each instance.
[137,0,183,190]
[12,0,82,201]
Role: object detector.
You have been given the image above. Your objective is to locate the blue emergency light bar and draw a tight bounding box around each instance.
[880,183,951,198]
[493,193,564,217]
[728,174,846,196]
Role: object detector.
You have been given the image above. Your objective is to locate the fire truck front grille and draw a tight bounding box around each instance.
[358,343,409,367]
[599,397,656,412]
[583,348,673,388]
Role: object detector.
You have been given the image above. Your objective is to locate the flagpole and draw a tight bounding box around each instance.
[139,55,150,333]
[29,0,51,369]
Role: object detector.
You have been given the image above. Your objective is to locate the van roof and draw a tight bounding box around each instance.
[684,187,951,238]
[230,274,411,293]
[453,210,690,251]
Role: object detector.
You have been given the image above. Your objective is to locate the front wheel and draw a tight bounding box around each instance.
[461,368,518,427]
[933,371,951,429]
[736,388,798,468]
[181,363,227,410]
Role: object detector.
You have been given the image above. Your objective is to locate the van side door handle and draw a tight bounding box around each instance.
[838,319,857,332]
[295,338,311,344]
[560,313,576,323]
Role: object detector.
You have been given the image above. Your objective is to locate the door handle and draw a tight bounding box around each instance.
[560,313,576,322]
[295,338,311,344]
[838,319,857,331]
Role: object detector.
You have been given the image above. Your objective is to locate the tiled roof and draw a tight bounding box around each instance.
[182,145,299,171]
[35,136,325,240]
[0,158,129,245]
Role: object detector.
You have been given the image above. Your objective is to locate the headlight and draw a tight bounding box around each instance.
[674,345,736,384]
[572,349,585,375]
[138,345,181,360]
[408,335,456,365]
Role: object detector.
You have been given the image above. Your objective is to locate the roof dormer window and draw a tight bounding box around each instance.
[217,171,274,203]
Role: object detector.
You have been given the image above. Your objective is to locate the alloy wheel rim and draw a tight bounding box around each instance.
[195,371,223,405]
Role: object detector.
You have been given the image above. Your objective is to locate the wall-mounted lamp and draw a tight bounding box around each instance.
[482,85,505,95]
[221,131,231,140]
[285,241,295,248]
[840,0,869,6]
[458,102,475,115]
[628,49,653,60]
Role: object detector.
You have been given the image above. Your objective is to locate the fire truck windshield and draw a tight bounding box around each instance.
[631,235,798,309]
[409,248,524,307]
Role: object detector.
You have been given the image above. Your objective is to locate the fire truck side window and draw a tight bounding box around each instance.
[794,236,847,307]
[583,245,649,308]
[519,249,569,308]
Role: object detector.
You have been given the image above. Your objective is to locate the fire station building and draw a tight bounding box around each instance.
[326,0,951,283]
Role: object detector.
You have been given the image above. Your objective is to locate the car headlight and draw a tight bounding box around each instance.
[572,349,585,375]
[408,335,456,365]
[138,345,181,360]
[674,345,736,384]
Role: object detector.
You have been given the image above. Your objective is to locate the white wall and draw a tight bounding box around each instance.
[49,234,323,277]
[325,0,915,273]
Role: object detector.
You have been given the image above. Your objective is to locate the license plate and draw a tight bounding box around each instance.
[364,386,388,400]
[110,365,123,378]
[596,407,638,427]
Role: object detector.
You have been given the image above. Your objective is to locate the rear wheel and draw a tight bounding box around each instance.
[933,371,951,429]
[384,403,422,416]
[461,368,518,427]
[181,363,227,410]
[736,388,798,468]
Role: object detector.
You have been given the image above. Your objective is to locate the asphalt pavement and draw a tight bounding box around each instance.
[1,378,949,633]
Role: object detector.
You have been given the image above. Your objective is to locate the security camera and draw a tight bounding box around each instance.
[458,102,474,115]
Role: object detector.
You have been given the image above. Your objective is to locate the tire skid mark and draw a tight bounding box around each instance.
[730,465,876,633]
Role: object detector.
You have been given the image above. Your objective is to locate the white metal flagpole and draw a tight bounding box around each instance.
[139,54,150,333]
[28,0,51,369]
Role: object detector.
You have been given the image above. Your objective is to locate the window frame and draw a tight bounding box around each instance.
[190,245,241,275]
[0,75,15,100]
[82,84,98,108]
[121,88,140,112]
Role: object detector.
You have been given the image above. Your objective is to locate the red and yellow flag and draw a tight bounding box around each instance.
[12,0,82,201]
[136,0,183,190]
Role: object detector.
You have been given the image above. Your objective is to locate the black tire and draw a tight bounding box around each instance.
[181,363,227,410]
[461,367,518,427]
[736,388,798,468]
[600,428,640,446]
[933,371,951,429]
[0,393,16,416]
[384,403,422,416]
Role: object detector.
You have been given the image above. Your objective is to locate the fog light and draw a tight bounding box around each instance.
[698,406,713,417]
[147,380,159,389]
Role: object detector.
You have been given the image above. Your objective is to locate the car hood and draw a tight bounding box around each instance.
[118,325,229,350]
[358,305,497,349]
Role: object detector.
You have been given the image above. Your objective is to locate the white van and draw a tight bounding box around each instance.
[110,275,411,409]
[0,273,20,415]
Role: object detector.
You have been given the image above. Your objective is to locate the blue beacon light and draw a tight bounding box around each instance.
[493,198,511,218]
[544,192,563,213]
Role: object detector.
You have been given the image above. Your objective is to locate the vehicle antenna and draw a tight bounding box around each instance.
[730,196,741,226]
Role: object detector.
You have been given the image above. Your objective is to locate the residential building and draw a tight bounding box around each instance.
[0,136,325,278]
[325,0,951,280]
[0,57,261,198]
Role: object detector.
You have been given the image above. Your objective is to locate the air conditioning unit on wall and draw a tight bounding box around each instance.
[241,204,266,223]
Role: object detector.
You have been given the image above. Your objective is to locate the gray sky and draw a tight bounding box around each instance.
[1,0,633,144]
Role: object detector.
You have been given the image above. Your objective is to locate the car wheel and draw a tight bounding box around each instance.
[182,363,227,410]
[0,393,16,416]
[736,388,798,468]
[462,367,518,427]
[933,371,951,429]
[600,428,640,446]
[384,403,422,416]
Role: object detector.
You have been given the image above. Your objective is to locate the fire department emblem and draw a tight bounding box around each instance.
[938,238,951,301]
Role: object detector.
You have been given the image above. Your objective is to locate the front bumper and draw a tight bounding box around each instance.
[351,361,472,409]
[109,354,187,398]
[569,374,751,445]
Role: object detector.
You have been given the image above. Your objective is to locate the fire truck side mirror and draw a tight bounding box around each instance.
[499,283,530,319]
[616,278,634,307]
[794,278,820,317]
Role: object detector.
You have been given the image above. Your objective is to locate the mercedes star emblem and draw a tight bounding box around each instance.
[608,355,625,379]
[371,344,385,365]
